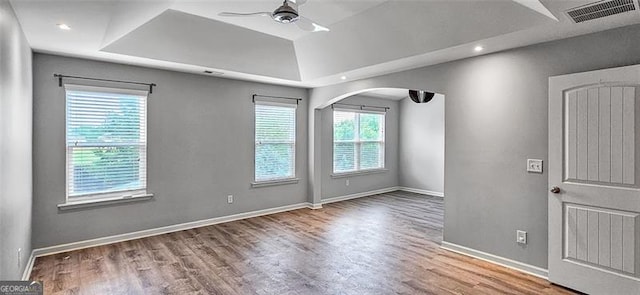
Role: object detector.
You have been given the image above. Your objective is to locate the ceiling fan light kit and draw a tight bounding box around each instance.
[272,1,299,23]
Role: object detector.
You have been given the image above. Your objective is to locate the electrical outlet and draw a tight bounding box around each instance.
[517,230,527,244]
[227,195,233,204]
[527,159,543,173]
[346,179,350,186]
[17,248,21,268]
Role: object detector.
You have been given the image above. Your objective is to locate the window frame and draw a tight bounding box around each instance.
[252,100,298,186]
[63,84,150,206]
[332,108,386,175]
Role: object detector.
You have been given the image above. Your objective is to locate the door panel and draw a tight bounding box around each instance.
[598,87,611,183]
[564,203,638,275]
[549,64,640,294]
[564,86,637,187]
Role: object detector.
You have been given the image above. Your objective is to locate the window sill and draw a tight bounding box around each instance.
[251,178,300,188]
[57,193,154,211]
[330,169,388,178]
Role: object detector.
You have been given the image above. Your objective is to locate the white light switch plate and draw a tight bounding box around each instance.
[527,159,543,173]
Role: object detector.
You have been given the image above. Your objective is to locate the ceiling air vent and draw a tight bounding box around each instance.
[566,0,637,23]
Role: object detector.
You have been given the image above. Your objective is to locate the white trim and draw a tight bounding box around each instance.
[332,110,386,173]
[21,250,36,280]
[31,202,316,258]
[441,241,549,279]
[64,84,149,96]
[321,186,400,204]
[254,100,298,108]
[398,187,444,197]
[308,203,323,209]
[251,178,300,188]
[58,193,153,210]
[67,188,148,202]
[330,169,388,178]
[254,103,297,183]
[65,87,148,203]
[333,107,387,115]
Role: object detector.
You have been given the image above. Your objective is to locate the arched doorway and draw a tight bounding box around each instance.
[307,87,445,207]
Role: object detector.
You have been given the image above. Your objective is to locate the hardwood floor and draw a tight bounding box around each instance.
[31,191,578,294]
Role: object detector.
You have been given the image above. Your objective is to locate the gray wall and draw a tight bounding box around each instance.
[308,24,640,269]
[0,0,32,279]
[398,94,445,194]
[320,95,399,199]
[32,54,308,248]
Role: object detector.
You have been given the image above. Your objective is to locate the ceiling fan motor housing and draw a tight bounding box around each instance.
[273,1,299,23]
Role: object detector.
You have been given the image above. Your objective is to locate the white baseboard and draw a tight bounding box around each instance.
[398,187,444,197]
[320,186,400,204]
[441,241,548,279]
[31,202,315,259]
[21,250,36,280]
[308,203,323,209]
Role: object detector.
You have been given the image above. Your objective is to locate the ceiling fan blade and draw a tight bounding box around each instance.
[296,16,329,32]
[218,12,271,17]
[289,0,307,6]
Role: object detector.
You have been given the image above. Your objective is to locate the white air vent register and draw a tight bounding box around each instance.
[566,0,638,23]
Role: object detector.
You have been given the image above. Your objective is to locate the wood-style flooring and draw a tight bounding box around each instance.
[30,191,578,294]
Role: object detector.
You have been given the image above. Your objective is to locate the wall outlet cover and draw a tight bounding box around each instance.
[517,230,527,244]
[527,159,543,173]
[227,195,233,204]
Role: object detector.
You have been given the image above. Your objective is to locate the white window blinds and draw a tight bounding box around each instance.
[333,109,385,173]
[65,85,148,199]
[255,101,296,182]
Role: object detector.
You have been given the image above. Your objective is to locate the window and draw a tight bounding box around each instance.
[65,85,147,201]
[333,109,385,173]
[254,102,296,182]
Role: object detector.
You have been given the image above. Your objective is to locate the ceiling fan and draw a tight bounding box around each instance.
[218,0,330,32]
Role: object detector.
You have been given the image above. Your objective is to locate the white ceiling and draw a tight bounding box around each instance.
[103,9,301,80]
[9,0,640,87]
[171,0,387,40]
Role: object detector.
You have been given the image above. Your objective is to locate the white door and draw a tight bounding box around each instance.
[549,65,640,295]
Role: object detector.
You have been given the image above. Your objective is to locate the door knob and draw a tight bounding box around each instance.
[550,186,561,194]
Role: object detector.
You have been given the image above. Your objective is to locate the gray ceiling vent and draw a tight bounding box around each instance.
[566,0,637,23]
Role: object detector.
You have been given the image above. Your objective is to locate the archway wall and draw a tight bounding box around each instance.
[307,24,640,270]
[309,70,448,110]
[399,93,445,194]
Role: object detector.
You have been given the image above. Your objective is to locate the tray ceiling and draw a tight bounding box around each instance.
[9,0,640,87]
[103,10,301,81]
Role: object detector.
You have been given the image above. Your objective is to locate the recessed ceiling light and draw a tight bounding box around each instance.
[57,24,71,30]
[340,76,347,80]
[474,45,483,52]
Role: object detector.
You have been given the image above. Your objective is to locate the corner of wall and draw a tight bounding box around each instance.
[0,0,34,280]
